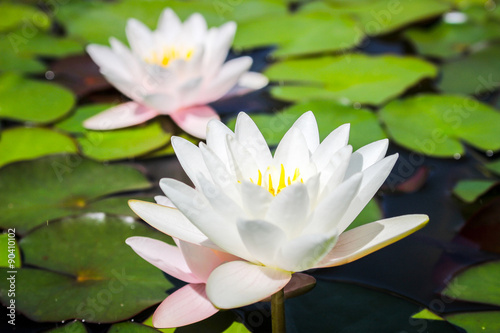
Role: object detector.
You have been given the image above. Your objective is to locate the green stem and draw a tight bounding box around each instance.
[271,288,286,333]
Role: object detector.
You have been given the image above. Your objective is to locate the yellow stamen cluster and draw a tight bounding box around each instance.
[250,164,303,196]
[145,48,193,67]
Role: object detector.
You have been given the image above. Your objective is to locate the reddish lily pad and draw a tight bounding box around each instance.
[0,215,173,323]
[0,155,151,235]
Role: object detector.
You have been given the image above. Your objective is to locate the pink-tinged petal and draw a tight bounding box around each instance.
[128,200,214,248]
[262,273,316,302]
[222,72,269,100]
[178,240,229,282]
[125,236,202,283]
[170,105,219,139]
[153,284,218,328]
[206,261,292,309]
[200,56,252,104]
[315,214,429,268]
[83,102,159,130]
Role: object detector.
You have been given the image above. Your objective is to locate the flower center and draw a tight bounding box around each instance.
[145,47,194,67]
[250,164,303,196]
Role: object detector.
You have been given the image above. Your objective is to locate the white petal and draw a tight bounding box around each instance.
[345,139,389,179]
[142,93,178,113]
[274,127,310,173]
[83,102,158,130]
[292,111,320,152]
[125,236,201,283]
[128,200,213,247]
[221,72,269,100]
[154,195,175,207]
[206,119,235,166]
[109,37,143,78]
[265,183,310,238]
[318,145,353,197]
[160,178,253,261]
[337,154,398,233]
[225,134,260,181]
[234,112,273,170]
[157,8,182,43]
[237,219,287,266]
[202,22,236,78]
[171,136,210,189]
[315,214,429,268]
[277,231,338,272]
[126,18,154,58]
[86,44,132,82]
[199,143,239,200]
[206,261,292,309]
[179,13,207,45]
[312,123,350,171]
[305,173,362,235]
[240,181,274,219]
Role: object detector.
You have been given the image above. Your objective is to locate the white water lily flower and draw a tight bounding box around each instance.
[85,8,268,138]
[129,111,428,309]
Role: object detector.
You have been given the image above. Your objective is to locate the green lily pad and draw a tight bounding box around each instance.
[0,3,50,32]
[405,20,500,59]
[228,100,386,150]
[0,127,78,168]
[1,33,84,58]
[45,321,87,333]
[0,48,46,74]
[302,0,450,36]
[0,232,21,268]
[142,133,199,159]
[446,311,500,333]
[346,199,382,231]
[441,260,500,306]
[109,322,160,333]
[229,0,287,24]
[439,45,500,95]
[412,309,444,321]
[265,54,437,105]
[0,73,75,123]
[379,94,500,157]
[143,310,250,333]
[486,159,500,175]
[233,9,362,57]
[287,279,456,332]
[0,154,151,235]
[55,103,118,134]
[453,179,498,202]
[77,121,172,161]
[0,214,173,323]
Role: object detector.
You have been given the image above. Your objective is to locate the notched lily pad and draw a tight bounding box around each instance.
[265,54,437,105]
[379,94,500,157]
[0,127,78,168]
[0,154,151,234]
[446,311,500,333]
[0,73,75,124]
[0,214,173,323]
[441,260,500,307]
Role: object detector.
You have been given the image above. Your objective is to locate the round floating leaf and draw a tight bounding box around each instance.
[234,10,362,57]
[0,3,50,32]
[0,233,20,268]
[453,179,498,202]
[0,127,78,168]
[0,38,46,73]
[439,45,500,95]
[0,73,75,123]
[0,154,151,235]
[302,0,450,36]
[345,199,382,232]
[77,121,171,161]
[10,33,84,57]
[286,279,456,332]
[441,260,500,306]
[405,20,500,59]
[379,94,500,157]
[55,103,117,134]
[446,311,500,333]
[486,159,500,175]
[109,322,160,333]
[0,215,173,323]
[265,54,437,105]
[228,100,386,150]
[45,321,87,333]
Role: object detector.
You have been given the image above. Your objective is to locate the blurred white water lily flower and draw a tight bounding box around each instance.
[129,111,428,309]
[85,8,268,138]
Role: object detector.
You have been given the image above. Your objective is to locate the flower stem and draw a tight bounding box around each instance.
[271,288,286,333]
